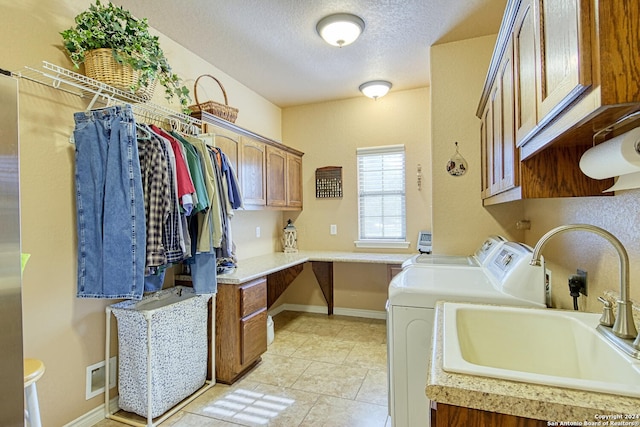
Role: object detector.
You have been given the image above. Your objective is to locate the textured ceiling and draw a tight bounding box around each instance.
[112,0,507,107]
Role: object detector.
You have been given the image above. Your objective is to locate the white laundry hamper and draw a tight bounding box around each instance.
[110,286,211,419]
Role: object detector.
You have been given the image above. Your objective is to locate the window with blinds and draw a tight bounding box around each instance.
[356,145,406,241]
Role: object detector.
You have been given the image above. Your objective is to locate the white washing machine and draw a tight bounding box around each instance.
[401,235,507,269]
[387,241,547,427]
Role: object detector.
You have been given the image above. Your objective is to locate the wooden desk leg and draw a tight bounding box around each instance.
[311,261,334,315]
[266,264,304,309]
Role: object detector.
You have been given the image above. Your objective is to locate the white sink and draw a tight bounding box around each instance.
[442,302,640,397]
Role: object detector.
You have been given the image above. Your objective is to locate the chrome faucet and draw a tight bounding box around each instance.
[530,224,640,357]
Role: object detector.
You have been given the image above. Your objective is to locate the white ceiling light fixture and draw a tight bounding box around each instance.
[359,80,392,99]
[316,13,365,47]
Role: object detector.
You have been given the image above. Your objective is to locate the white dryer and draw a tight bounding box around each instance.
[387,241,546,427]
[401,235,507,268]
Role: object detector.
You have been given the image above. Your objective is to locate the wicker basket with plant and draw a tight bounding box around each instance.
[60,0,189,109]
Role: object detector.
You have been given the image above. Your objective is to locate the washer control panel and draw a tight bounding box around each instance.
[474,235,507,265]
[485,242,546,306]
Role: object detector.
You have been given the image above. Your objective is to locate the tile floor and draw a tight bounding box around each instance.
[94,311,391,426]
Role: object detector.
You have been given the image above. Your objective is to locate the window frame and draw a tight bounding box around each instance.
[354,144,409,249]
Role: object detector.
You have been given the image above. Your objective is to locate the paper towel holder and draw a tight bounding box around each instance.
[580,124,640,192]
[592,111,640,145]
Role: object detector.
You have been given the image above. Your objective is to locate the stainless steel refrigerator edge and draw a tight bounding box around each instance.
[0,73,25,425]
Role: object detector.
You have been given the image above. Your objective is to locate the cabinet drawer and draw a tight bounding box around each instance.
[241,309,268,365]
[239,278,266,318]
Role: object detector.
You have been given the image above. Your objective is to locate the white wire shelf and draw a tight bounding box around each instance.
[15,61,202,132]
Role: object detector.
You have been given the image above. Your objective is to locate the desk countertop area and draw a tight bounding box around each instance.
[426,301,640,422]
[216,250,412,284]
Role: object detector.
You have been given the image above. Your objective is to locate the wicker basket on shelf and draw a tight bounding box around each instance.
[189,74,238,123]
[84,48,157,100]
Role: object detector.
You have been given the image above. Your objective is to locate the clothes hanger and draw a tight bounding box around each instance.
[136,122,151,140]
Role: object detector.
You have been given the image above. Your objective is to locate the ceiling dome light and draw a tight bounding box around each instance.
[316,13,365,47]
[359,80,392,99]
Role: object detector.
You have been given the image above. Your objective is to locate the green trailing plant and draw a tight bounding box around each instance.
[61,0,190,110]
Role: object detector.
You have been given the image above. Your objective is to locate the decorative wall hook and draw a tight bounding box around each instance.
[446,142,468,176]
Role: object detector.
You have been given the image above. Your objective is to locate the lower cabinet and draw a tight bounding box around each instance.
[431,402,547,427]
[215,277,268,384]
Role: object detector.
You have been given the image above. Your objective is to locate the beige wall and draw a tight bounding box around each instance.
[430,36,525,253]
[1,0,283,424]
[278,89,431,311]
[282,88,432,251]
[523,193,640,313]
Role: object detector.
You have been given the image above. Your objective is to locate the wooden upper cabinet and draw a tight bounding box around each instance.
[513,0,537,144]
[475,0,640,205]
[498,43,518,192]
[266,145,303,209]
[240,137,267,206]
[480,41,517,199]
[286,153,303,208]
[212,128,240,173]
[534,0,591,127]
[266,145,287,207]
[480,106,490,198]
[192,111,304,211]
[489,83,503,196]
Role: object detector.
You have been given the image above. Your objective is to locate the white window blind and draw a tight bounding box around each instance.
[357,145,406,241]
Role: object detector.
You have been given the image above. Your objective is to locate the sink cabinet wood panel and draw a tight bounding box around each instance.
[477,0,640,205]
[215,277,267,384]
[431,402,547,427]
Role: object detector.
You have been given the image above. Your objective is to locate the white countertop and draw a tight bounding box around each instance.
[214,250,412,284]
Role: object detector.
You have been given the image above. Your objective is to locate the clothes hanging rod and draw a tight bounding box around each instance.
[14,61,202,129]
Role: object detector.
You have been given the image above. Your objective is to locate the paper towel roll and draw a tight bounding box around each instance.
[579,127,640,179]
[604,171,640,192]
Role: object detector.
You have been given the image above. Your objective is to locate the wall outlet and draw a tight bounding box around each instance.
[330,224,337,235]
[577,269,587,296]
[255,226,261,238]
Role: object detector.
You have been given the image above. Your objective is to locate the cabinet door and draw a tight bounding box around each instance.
[482,43,518,200]
[213,128,240,174]
[240,309,267,366]
[431,403,547,427]
[490,81,503,195]
[266,145,287,207]
[497,42,518,192]
[513,0,538,145]
[480,104,493,198]
[286,153,303,208]
[535,0,591,122]
[240,137,266,206]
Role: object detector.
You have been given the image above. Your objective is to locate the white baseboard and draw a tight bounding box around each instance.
[268,303,387,320]
[63,397,119,427]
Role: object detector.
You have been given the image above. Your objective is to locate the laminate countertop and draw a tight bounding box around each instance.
[426,301,640,423]
[215,250,412,284]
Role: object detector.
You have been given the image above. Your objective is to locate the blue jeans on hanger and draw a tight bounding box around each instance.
[74,105,146,299]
